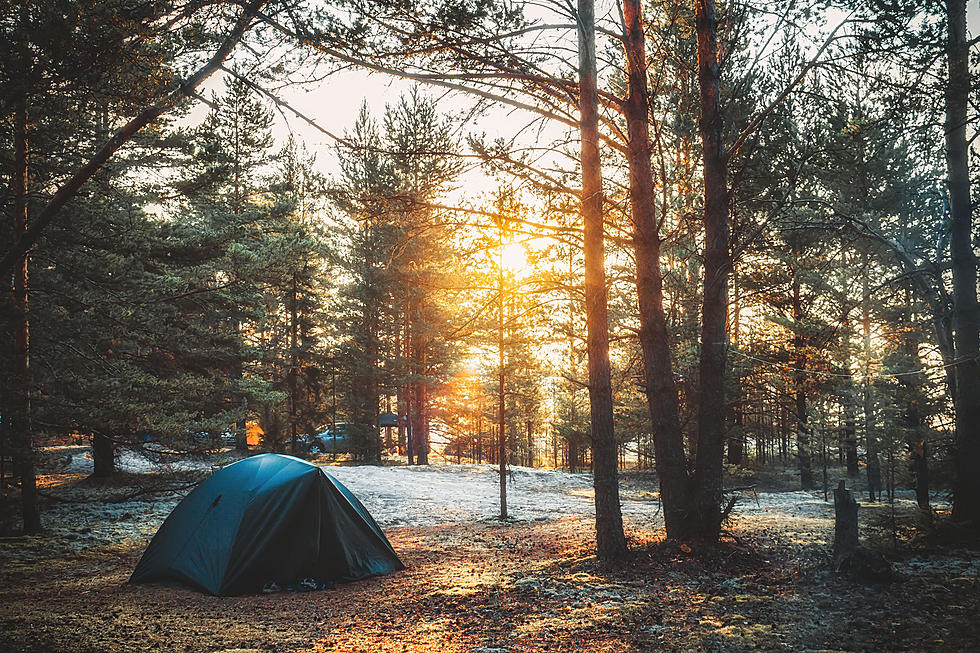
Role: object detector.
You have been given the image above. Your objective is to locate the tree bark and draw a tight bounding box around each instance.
[406,374,415,466]
[621,0,692,540]
[795,373,813,489]
[498,281,507,518]
[946,0,980,531]
[579,0,626,558]
[691,0,732,541]
[11,96,40,533]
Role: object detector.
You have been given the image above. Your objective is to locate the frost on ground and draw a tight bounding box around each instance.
[1,446,231,562]
[6,449,939,561]
[2,449,975,652]
[15,449,845,557]
[321,462,845,538]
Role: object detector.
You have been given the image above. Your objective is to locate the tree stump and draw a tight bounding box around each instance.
[832,481,893,581]
[833,481,858,560]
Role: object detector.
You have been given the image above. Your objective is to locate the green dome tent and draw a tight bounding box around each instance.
[130,454,403,595]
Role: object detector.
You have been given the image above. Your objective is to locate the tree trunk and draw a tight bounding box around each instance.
[367,304,381,463]
[910,439,930,512]
[792,265,813,489]
[904,389,929,511]
[288,273,299,456]
[795,378,813,489]
[580,0,626,558]
[691,0,732,541]
[946,0,980,531]
[11,97,40,533]
[862,270,881,501]
[496,238,508,516]
[900,289,930,512]
[498,356,506,518]
[621,0,691,541]
[839,316,860,476]
[233,320,248,452]
[833,481,891,579]
[842,398,859,477]
[406,378,415,466]
[526,419,534,467]
[410,379,425,465]
[416,373,429,465]
[475,398,482,464]
[727,402,744,465]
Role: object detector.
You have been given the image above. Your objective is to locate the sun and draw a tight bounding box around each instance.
[500,240,529,275]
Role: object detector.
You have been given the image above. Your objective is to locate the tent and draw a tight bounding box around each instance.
[130,453,403,595]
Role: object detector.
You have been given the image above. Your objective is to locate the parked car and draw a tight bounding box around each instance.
[310,423,353,454]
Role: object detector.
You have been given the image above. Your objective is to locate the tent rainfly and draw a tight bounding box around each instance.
[130,453,403,595]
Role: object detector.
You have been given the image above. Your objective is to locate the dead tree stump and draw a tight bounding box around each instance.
[833,481,859,560]
[833,481,893,581]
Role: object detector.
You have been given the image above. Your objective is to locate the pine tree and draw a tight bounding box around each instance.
[331,92,460,464]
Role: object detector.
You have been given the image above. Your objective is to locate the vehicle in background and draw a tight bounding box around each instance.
[310,423,353,454]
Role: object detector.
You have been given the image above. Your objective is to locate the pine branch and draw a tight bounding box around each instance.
[1,0,269,277]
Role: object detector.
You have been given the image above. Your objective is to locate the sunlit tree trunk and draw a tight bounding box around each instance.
[415,351,429,465]
[621,0,691,540]
[579,0,626,558]
[498,251,507,518]
[400,316,411,461]
[367,315,380,462]
[407,292,428,465]
[406,368,415,466]
[476,397,482,464]
[946,0,980,531]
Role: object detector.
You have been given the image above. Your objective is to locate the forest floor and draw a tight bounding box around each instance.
[1,447,978,652]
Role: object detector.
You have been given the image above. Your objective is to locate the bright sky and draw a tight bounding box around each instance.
[201,1,980,193]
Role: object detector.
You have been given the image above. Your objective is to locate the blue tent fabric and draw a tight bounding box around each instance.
[130,454,403,595]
